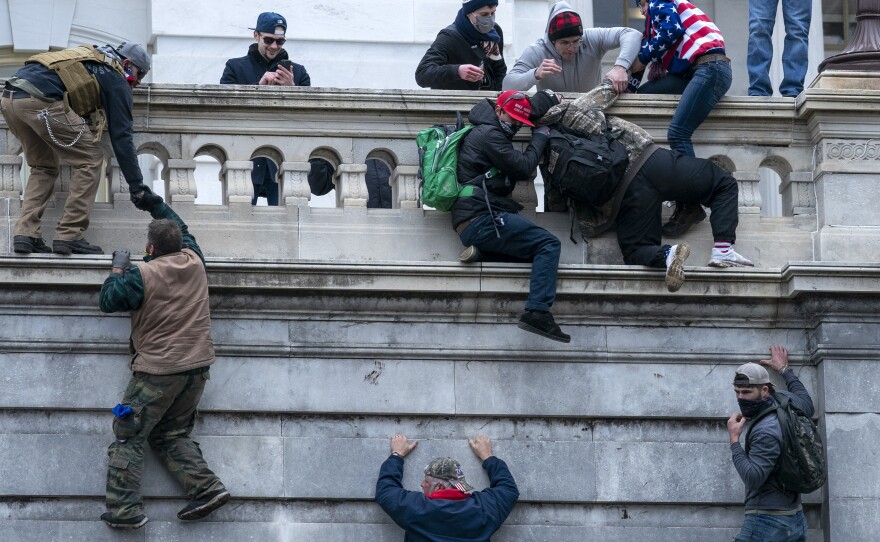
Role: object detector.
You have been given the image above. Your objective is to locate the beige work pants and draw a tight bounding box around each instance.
[1,96,103,241]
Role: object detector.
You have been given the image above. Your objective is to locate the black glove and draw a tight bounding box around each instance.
[529,89,561,122]
[111,250,131,269]
[130,185,163,213]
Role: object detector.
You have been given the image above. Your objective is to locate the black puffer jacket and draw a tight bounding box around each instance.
[220,43,310,86]
[415,25,506,91]
[451,99,549,229]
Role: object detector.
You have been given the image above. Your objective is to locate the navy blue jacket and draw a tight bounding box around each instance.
[11,59,144,191]
[375,455,519,542]
[220,43,310,86]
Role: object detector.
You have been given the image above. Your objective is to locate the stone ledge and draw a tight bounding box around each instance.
[3,257,880,299]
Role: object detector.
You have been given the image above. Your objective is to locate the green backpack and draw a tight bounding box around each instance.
[416,114,497,211]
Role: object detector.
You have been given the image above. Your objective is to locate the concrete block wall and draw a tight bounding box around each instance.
[3,258,879,540]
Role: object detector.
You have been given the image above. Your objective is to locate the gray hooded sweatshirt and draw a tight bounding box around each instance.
[503,1,641,92]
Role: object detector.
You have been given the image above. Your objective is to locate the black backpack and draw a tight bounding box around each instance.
[746,393,827,494]
[544,126,630,208]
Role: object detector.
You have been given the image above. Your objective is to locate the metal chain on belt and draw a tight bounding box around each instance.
[37,108,87,148]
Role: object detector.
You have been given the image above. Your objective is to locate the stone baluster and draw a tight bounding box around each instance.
[166,159,198,204]
[511,171,539,212]
[392,165,420,209]
[106,158,135,205]
[222,161,254,205]
[780,170,816,216]
[280,161,312,206]
[734,170,762,214]
[337,163,368,208]
[0,154,22,199]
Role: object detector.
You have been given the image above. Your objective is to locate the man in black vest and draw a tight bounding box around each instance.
[3,42,153,255]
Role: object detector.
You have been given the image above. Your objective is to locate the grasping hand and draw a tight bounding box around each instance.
[468,435,494,461]
[390,434,418,458]
[458,64,485,82]
[535,59,562,80]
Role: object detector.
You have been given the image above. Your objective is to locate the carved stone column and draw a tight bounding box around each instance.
[108,158,130,204]
[779,171,816,216]
[280,161,312,206]
[222,160,254,205]
[511,171,539,212]
[392,165,420,209]
[734,170,762,214]
[166,159,198,204]
[337,163,368,208]
[0,154,22,199]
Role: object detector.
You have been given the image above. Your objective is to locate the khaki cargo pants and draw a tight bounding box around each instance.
[0,95,104,241]
[106,370,226,519]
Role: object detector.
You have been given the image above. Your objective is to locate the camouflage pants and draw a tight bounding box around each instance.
[106,370,226,519]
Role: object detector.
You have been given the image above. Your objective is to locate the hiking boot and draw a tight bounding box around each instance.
[100,512,148,529]
[518,310,571,343]
[13,235,52,254]
[177,489,230,521]
[459,245,481,264]
[662,203,706,237]
[665,243,690,293]
[52,238,104,255]
[708,247,755,268]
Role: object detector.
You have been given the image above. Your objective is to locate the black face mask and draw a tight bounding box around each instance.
[499,120,520,138]
[738,397,773,419]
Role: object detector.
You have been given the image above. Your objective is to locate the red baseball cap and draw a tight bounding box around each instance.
[496,90,535,127]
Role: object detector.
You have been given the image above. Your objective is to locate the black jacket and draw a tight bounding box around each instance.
[451,99,548,228]
[376,455,519,542]
[415,25,506,91]
[220,43,310,86]
[10,60,144,191]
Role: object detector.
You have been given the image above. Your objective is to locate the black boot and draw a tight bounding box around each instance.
[518,310,571,343]
[13,235,52,254]
[52,238,104,255]
[662,202,706,237]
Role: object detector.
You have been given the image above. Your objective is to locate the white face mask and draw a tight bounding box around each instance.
[473,14,495,34]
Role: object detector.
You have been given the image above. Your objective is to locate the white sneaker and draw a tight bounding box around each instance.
[665,243,690,293]
[708,247,754,268]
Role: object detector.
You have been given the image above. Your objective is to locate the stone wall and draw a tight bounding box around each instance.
[1,75,880,541]
[6,257,880,541]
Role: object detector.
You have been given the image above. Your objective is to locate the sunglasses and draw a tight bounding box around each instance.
[500,92,527,109]
[260,35,286,46]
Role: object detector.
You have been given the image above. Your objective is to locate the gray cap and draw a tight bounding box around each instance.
[115,42,151,75]
[734,362,771,386]
[424,457,474,493]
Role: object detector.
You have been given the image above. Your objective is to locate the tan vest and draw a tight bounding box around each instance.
[26,45,124,116]
[129,249,215,375]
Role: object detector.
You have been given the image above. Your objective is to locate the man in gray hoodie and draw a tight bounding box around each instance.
[727,346,813,541]
[502,2,640,94]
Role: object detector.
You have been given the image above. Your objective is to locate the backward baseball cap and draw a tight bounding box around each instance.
[116,42,151,75]
[424,457,475,493]
[734,362,771,386]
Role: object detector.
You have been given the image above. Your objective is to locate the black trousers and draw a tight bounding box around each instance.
[617,148,739,268]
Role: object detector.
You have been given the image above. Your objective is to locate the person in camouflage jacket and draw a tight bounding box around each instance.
[537,80,754,292]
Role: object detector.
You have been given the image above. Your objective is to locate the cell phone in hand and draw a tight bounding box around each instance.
[278,59,292,71]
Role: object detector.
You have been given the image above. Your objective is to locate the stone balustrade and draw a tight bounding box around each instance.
[1,72,878,266]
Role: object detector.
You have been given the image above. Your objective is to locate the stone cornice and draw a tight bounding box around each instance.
[1,257,878,300]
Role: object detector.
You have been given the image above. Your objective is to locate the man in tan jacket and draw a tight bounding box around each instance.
[98,192,228,529]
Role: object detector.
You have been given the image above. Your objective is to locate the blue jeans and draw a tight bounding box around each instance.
[747,0,812,97]
[735,511,807,542]
[638,60,732,157]
[459,212,560,312]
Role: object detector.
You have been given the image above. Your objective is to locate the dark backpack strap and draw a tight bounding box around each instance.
[743,402,780,455]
